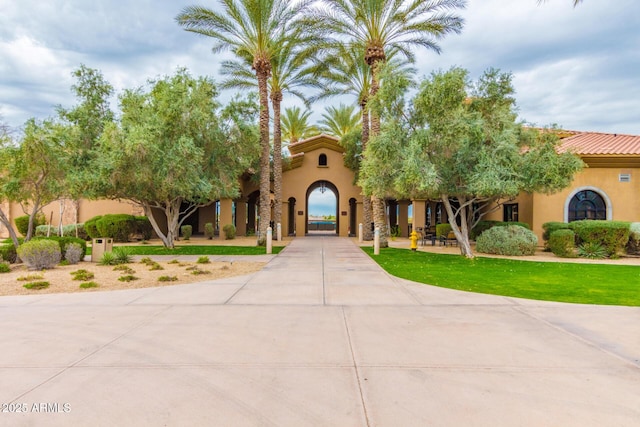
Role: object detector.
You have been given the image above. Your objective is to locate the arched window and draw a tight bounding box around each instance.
[568,190,607,222]
[318,153,328,166]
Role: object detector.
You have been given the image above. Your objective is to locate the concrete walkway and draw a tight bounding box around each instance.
[1,237,639,426]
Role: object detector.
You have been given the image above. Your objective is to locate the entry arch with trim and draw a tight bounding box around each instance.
[305,180,339,235]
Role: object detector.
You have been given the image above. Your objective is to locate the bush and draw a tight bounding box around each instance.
[476,225,538,256]
[80,281,99,289]
[181,225,192,240]
[0,262,10,273]
[204,222,215,240]
[0,244,17,264]
[65,243,84,265]
[548,229,576,258]
[118,274,138,282]
[158,275,178,282]
[96,214,137,242]
[471,220,530,240]
[627,222,640,255]
[135,216,153,241]
[197,256,210,264]
[577,242,608,259]
[570,220,630,257]
[99,251,116,266]
[33,236,87,261]
[14,214,46,236]
[71,269,94,281]
[222,224,236,240]
[435,223,452,238]
[85,216,103,239]
[112,247,132,264]
[542,222,572,247]
[23,281,50,290]
[37,224,89,240]
[17,239,62,270]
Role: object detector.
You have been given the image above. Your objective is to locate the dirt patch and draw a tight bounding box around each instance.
[0,260,264,296]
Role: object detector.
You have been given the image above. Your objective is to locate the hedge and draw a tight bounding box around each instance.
[14,214,46,236]
[627,222,640,255]
[548,229,576,258]
[0,244,18,264]
[435,223,452,238]
[85,215,103,239]
[570,220,630,257]
[135,216,153,240]
[542,222,572,243]
[95,214,137,242]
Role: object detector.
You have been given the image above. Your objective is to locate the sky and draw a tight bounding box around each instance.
[1,0,639,136]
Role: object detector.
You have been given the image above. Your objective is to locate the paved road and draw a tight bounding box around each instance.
[1,237,639,426]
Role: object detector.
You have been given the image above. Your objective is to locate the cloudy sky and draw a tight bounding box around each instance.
[1,0,639,135]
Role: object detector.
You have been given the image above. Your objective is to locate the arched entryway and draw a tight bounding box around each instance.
[306,180,339,236]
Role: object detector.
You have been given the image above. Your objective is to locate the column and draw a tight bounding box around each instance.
[219,198,234,239]
[398,201,409,237]
[235,199,247,236]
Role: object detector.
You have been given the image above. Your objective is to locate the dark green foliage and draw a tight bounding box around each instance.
[435,223,452,238]
[570,220,630,257]
[204,222,215,239]
[181,225,192,240]
[158,275,178,282]
[0,244,17,263]
[471,220,530,240]
[96,214,137,242]
[0,262,10,273]
[548,229,576,258]
[542,222,572,244]
[23,281,50,290]
[223,224,236,240]
[118,274,138,282]
[476,225,538,256]
[135,216,153,240]
[85,215,102,239]
[80,282,99,289]
[14,214,46,236]
[33,236,87,261]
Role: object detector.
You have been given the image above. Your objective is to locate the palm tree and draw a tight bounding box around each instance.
[312,0,466,247]
[281,106,318,144]
[219,33,320,238]
[318,104,360,139]
[176,0,310,244]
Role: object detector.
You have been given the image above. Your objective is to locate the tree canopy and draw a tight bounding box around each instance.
[361,66,584,257]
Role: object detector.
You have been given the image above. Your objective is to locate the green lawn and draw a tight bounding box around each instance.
[89,245,284,256]
[363,247,640,306]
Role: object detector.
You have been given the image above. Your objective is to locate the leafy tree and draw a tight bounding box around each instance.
[281,106,318,144]
[177,0,311,244]
[361,66,584,258]
[94,69,258,248]
[0,119,21,248]
[1,119,66,243]
[311,0,466,246]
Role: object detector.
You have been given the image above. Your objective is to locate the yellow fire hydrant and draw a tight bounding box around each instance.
[410,230,418,251]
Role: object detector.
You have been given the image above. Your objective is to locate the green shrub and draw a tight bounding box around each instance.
[71,269,94,281]
[476,225,538,256]
[181,225,192,240]
[197,256,210,264]
[17,239,61,270]
[99,252,116,266]
[113,265,135,274]
[79,281,99,289]
[135,216,153,240]
[542,222,572,247]
[222,224,236,240]
[158,275,178,282]
[0,262,10,273]
[548,229,576,258]
[85,216,103,239]
[435,223,452,238]
[14,214,46,236]
[626,222,640,255]
[570,220,630,257]
[96,214,137,242]
[118,274,138,282]
[204,222,215,240]
[140,256,154,265]
[577,242,608,259]
[112,247,132,264]
[33,236,87,261]
[471,221,530,240]
[35,225,58,237]
[0,245,17,264]
[148,262,163,271]
[23,281,50,290]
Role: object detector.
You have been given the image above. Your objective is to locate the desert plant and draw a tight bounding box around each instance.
[196,256,210,264]
[476,225,538,256]
[17,239,62,270]
[148,262,164,271]
[17,274,44,281]
[548,229,577,258]
[181,225,193,240]
[113,265,136,274]
[0,262,10,273]
[139,256,154,265]
[23,281,50,290]
[71,269,94,281]
[98,251,116,266]
[112,247,132,264]
[577,242,608,259]
[79,281,99,289]
[471,221,531,240]
[118,274,139,282]
[158,275,178,282]
[33,236,87,261]
[65,243,84,265]
[222,224,236,240]
[204,222,215,239]
[168,259,180,264]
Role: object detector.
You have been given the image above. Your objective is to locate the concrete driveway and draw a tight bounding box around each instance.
[1,237,639,426]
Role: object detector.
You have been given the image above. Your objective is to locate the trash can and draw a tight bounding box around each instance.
[91,238,113,262]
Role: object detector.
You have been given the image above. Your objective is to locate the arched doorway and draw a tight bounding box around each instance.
[306,180,339,236]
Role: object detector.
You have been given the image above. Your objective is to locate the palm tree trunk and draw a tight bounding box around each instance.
[257,69,271,246]
[369,62,388,247]
[361,103,373,241]
[271,90,283,240]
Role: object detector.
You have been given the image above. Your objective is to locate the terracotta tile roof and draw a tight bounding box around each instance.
[558,132,640,155]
